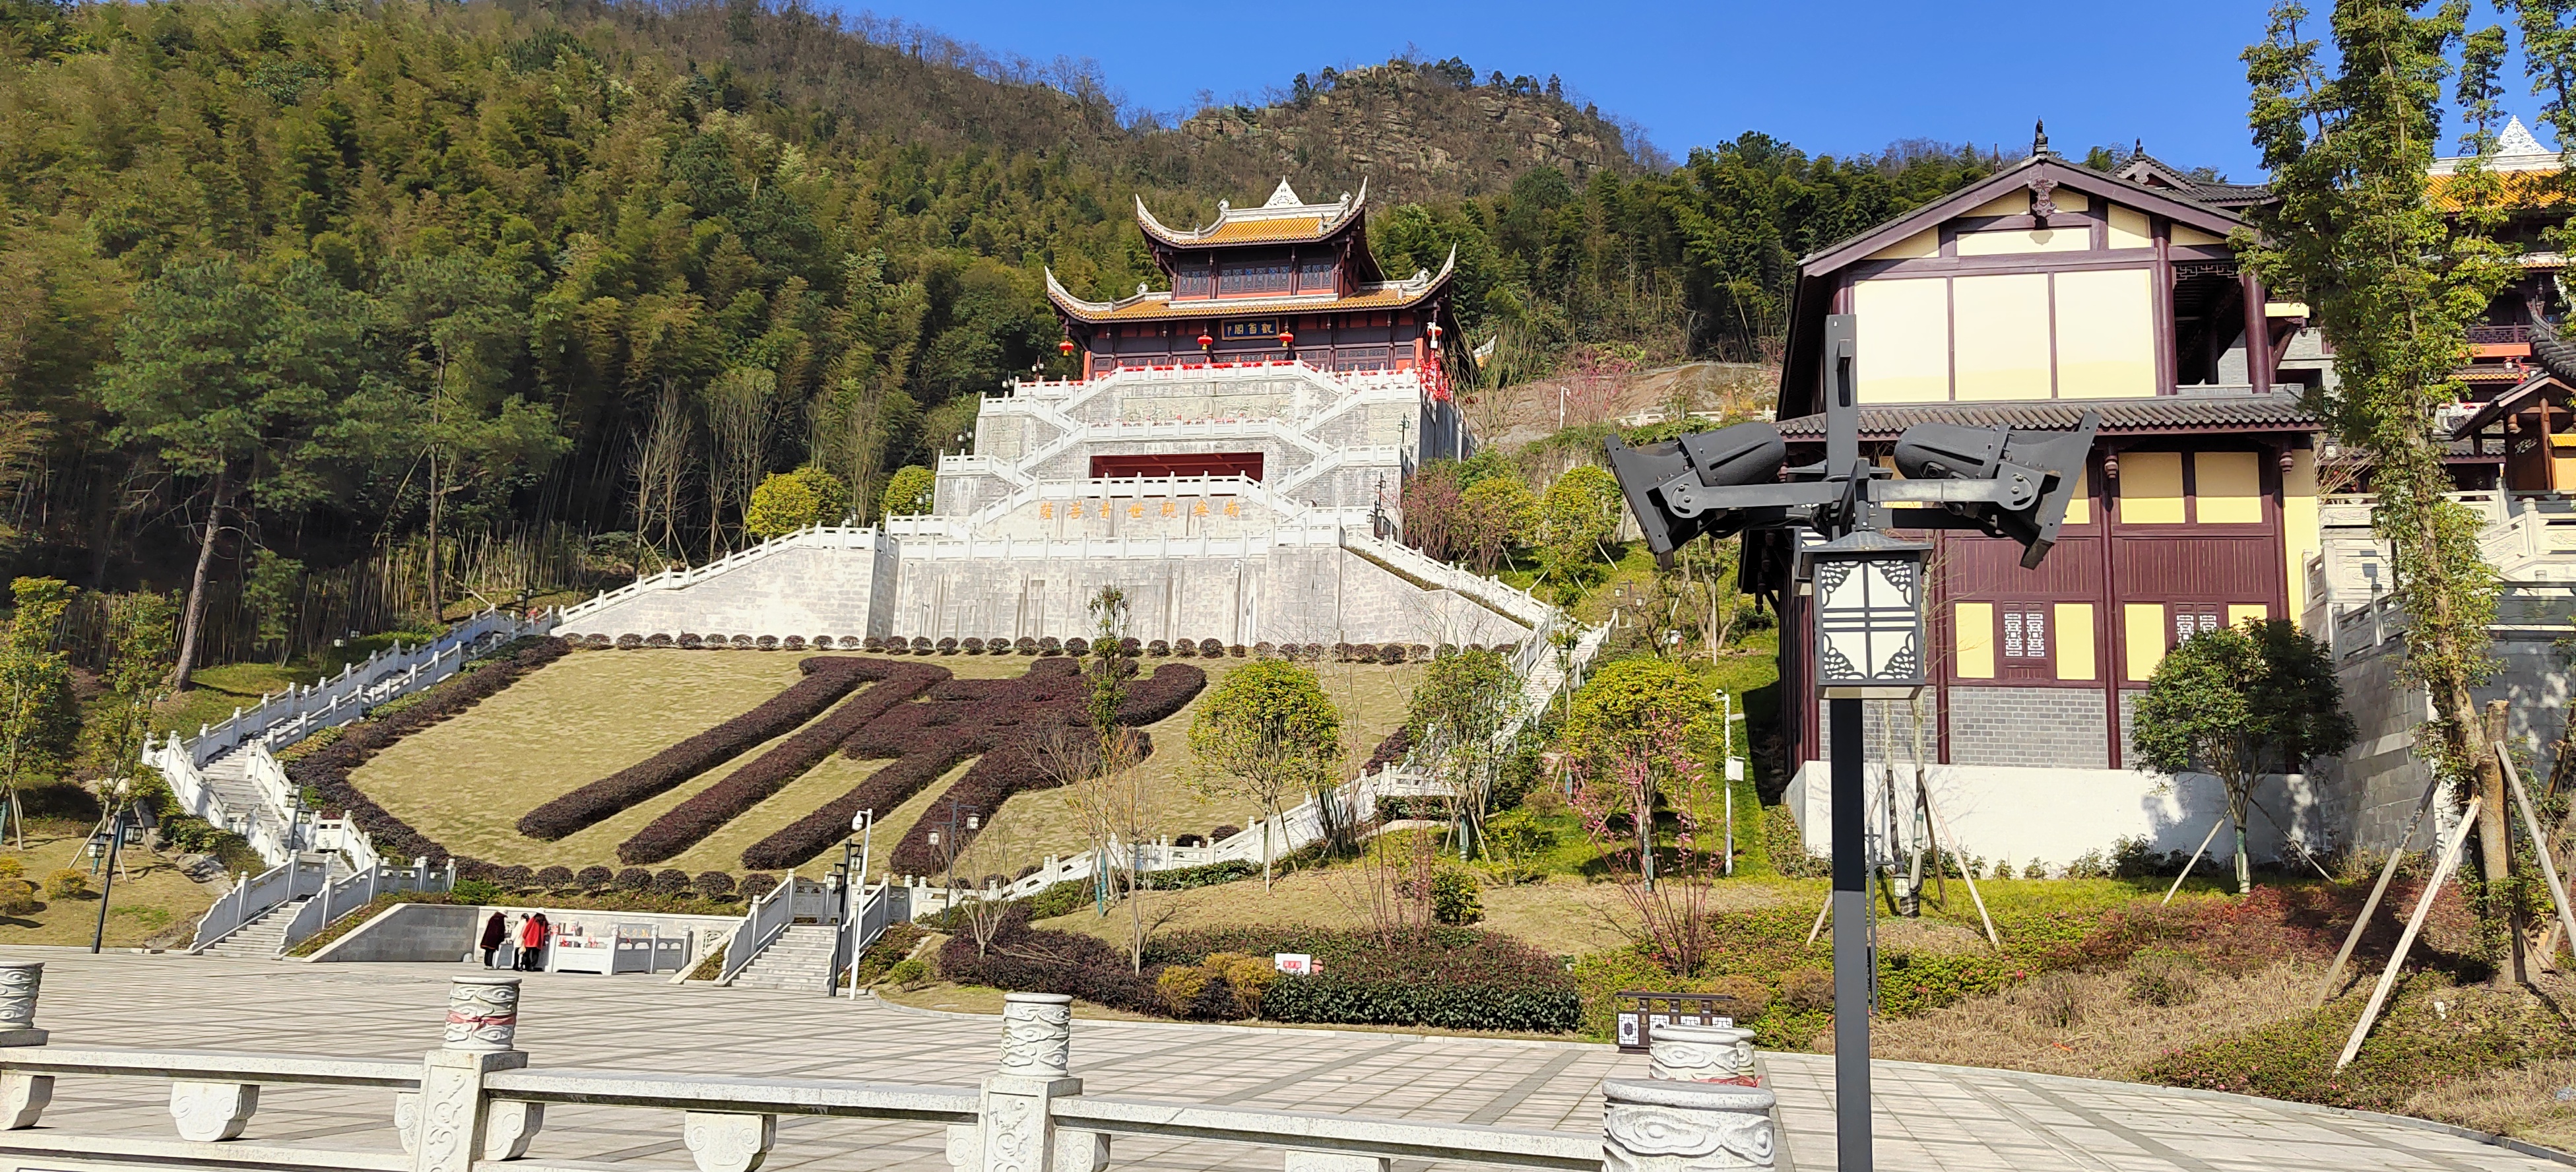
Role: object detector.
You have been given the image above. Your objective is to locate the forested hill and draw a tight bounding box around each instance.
[0,0,2003,663]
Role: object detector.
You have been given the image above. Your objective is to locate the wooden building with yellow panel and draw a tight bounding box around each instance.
[1758,139,2327,786]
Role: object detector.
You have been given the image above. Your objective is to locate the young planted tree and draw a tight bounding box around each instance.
[1561,658,1720,890]
[1187,659,1343,889]
[2132,620,2356,895]
[0,577,73,847]
[1538,465,1623,601]
[1562,659,1723,974]
[97,259,372,690]
[89,593,179,797]
[1458,476,1539,573]
[2242,1,2521,970]
[1404,647,1518,858]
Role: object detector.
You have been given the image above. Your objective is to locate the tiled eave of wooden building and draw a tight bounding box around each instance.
[1774,393,2321,443]
[1044,247,1454,323]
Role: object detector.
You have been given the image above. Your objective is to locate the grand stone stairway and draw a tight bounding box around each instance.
[726,924,839,993]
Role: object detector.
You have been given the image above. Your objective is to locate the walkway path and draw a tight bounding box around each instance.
[15,950,2556,1171]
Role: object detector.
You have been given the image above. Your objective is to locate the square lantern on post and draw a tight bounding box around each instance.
[1809,527,1929,698]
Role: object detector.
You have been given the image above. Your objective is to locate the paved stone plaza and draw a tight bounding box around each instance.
[16,950,2558,1171]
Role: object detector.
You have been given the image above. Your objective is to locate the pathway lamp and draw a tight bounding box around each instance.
[1601,313,2094,1172]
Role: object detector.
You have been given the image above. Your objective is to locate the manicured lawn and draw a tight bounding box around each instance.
[0,820,214,949]
[346,651,1422,878]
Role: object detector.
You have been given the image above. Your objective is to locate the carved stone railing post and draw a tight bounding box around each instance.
[406,975,536,1172]
[0,962,48,1129]
[1601,1078,1776,1172]
[946,993,1104,1172]
[1646,1024,1758,1086]
[170,1081,258,1142]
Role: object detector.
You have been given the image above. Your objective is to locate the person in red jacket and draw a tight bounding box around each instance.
[517,913,550,971]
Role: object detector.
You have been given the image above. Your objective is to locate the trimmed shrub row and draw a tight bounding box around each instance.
[620,661,950,864]
[294,637,571,869]
[880,662,1204,876]
[742,732,977,870]
[517,657,877,841]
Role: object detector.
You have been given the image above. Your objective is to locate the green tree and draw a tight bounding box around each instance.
[371,254,565,618]
[1538,465,1623,600]
[2241,1,2520,964]
[1459,476,1539,573]
[0,577,73,847]
[1562,658,1719,773]
[744,467,853,538]
[97,258,371,690]
[1187,659,1343,888]
[87,592,178,798]
[2131,620,2356,895]
[1404,647,1518,857]
[880,465,936,518]
[240,550,302,665]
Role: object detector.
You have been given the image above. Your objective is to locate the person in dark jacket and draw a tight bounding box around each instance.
[479,912,507,967]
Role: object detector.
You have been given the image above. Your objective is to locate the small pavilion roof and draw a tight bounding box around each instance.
[1135,178,1368,249]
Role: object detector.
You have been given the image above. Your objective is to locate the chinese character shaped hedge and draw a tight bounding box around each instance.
[515,656,881,841]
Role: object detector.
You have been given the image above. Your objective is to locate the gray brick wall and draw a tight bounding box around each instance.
[1949,688,2109,769]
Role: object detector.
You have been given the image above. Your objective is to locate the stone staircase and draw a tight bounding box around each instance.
[199,895,312,959]
[197,752,291,849]
[725,924,839,993]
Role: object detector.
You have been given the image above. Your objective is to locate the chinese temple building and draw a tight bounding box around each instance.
[552,181,1522,652]
[1046,179,1463,389]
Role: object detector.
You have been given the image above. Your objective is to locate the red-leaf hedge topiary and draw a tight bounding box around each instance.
[517,657,877,841]
[289,637,569,868]
[738,658,1206,873]
[616,661,948,864]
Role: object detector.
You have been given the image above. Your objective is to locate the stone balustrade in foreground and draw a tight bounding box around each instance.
[0,960,1778,1172]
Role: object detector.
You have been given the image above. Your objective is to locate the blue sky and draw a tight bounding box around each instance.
[833,1,2316,179]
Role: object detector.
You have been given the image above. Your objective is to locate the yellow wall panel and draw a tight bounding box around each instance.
[2053,269,2156,399]
[2196,451,2264,523]
[2171,222,2225,246]
[2108,205,2152,249]
[2054,602,2096,681]
[1952,274,2052,400]
[1955,602,1995,678]
[2124,603,2166,682]
[1852,277,1952,403]
[2119,451,2185,523]
[1867,228,1939,261]
[1957,228,2093,255]
[2281,447,2319,622]
[1966,189,2088,216]
[2227,604,2269,628]
[2063,463,2090,525]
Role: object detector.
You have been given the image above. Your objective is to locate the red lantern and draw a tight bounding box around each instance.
[1058,339,1076,356]
[1277,330,1295,349]
[1196,332,1213,350]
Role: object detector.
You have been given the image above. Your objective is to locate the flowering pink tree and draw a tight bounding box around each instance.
[1568,709,1720,976]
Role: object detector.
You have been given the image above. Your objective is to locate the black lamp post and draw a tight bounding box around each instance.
[1601,312,2094,1172]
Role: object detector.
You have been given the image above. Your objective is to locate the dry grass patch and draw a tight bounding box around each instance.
[2399,1057,2576,1154]
[1859,960,2325,1078]
[987,657,1421,868]
[1033,870,1789,957]
[0,824,215,948]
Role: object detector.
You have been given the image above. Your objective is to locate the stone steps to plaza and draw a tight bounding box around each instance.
[724,923,841,993]
[197,895,311,959]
